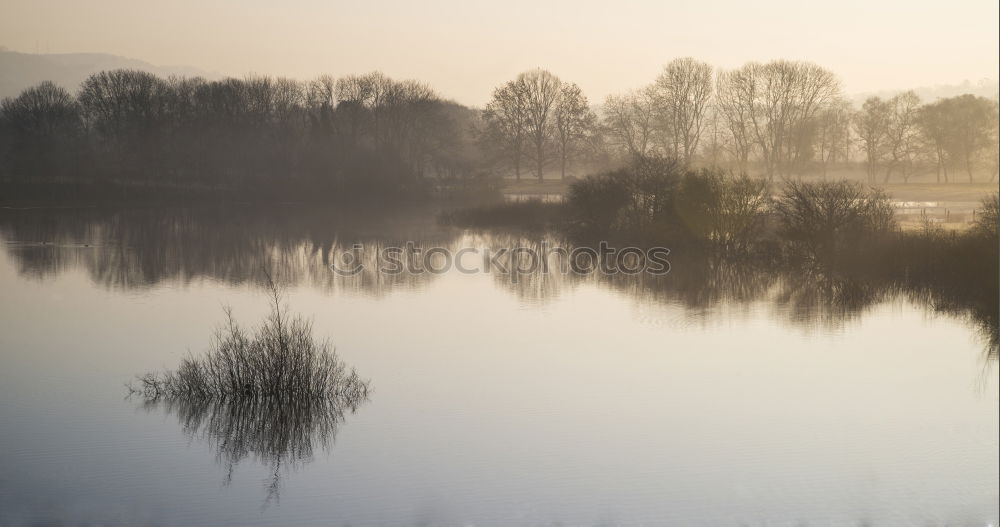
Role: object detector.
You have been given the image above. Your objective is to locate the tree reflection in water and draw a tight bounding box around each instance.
[1,204,995,360]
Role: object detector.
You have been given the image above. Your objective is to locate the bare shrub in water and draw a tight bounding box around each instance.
[130,284,369,402]
[674,171,771,251]
[774,180,895,260]
[567,157,771,251]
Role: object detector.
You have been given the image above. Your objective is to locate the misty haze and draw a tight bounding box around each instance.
[0,1,997,526]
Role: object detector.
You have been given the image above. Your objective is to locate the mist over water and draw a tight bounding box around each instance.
[0,205,995,526]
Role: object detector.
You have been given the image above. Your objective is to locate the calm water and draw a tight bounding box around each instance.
[0,205,996,526]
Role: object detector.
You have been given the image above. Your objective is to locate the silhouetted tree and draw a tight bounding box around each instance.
[602,88,656,158]
[881,91,922,183]
[482,77,529,180]
[917,95,998,183]
[716,61,840,178]
[520,69,562,181]
[0,81,82,180]
[814,98,852,177]
[714,69,755,173]
[853,96,891,184]
[942,95,997,182]
[651,58,713,164]
[553,82,595,179]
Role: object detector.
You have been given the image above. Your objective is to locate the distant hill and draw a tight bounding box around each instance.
[851,79,999,105]
[0,49,219,98]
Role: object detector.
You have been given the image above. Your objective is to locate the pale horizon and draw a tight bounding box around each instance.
[1,0,997,105]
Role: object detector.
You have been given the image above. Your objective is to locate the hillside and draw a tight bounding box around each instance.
[0,49,218,98]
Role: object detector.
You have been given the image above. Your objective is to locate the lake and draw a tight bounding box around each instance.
[0,205,996,526]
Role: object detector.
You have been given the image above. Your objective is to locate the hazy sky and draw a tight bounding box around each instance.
[2,0,998,105]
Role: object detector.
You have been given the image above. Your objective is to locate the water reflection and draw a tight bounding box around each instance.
[0,205,456,292]
[136,394,367,504]
[1,205,995,358]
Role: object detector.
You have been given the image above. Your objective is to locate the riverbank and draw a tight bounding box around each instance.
[496,178,997,232]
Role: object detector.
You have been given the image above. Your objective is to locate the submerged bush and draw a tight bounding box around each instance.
[130,285,369,402]
[566,156,684,238]
[566,169,633,232]
[566,156,770,250]
[674,171,771,251]
[774,180,895,260]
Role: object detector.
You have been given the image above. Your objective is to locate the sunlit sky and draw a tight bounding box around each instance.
[2,0,998,105]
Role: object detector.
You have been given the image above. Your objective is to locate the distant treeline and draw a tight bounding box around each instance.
[0,59,998,199]
[0,71,482,198]
[482,61,999,182]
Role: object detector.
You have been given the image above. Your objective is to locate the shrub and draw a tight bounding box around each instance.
[130,284,369,402]
[774,180,895,260]
[675,171,771,251]
[568,157,769,250]
[566,168,632,232]
[973,192,999,239]
[566,156,684,238]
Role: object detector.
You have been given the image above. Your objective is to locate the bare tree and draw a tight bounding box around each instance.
[701,106,726,170]
[78,69,171,139]
[815,98,852,178]
[78,69,172,179]
[880,91,922,183]
[0,81,82,179]
[520,69,562,181]
[916,95,997,183]
[553,82,595,179]
[306,75,336,110]
[385,80,439,174]
[334,75,373,146]
[363,71,396,150]
[651,58,713,164]
[719,61,840,178]
[602,87,656,158]
[852,96,891,184]
[1,81,80,137]
[946,95,997,182]
[715,67,758,174]
[917,101,952,183]
[482,78,529,180]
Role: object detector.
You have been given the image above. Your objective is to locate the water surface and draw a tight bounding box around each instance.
[0,206,996,526]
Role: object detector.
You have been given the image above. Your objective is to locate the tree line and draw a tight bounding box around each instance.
[1,60,997,196]
[0,70,480,195]
[482,60,999,183]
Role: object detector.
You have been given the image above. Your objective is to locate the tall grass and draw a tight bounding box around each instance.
[130,281,369,402]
